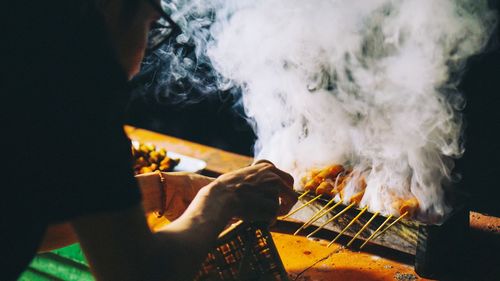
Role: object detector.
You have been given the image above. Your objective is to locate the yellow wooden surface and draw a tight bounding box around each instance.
[272,232,432,281]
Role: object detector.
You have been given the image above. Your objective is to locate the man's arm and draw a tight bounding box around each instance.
[38,172,214,253]
[72,182,230,281]
[71,162,296,280]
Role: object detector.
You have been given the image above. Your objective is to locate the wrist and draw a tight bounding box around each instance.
[156,171,167,218]
[136,172,167,214]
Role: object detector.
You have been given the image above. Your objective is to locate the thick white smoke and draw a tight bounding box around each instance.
[164,0,496,222]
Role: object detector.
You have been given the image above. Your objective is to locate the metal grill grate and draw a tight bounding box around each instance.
[195,222,288,281]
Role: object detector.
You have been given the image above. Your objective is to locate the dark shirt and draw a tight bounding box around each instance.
[1,2,141,279]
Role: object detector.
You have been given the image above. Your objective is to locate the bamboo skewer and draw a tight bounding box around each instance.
[370,211,409,241]
[281,194,322,219]
[293,166,417,251]
[293,199,342,236]
[360,215,393,249]
[306,197,337,222]
[346,212,379,247]
[305,200,343,226]
[327,206,369,247]
[306,202,355,238]
[297,190,311,200]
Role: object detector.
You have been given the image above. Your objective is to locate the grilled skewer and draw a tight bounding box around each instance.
[297,190,311,200]
[328,206,369,247]
[306,202,355,238]
[293,199,343,235]
[281,194,322,219]
[360,215,393,249]
[371,211,409,241]
[303,165,345,193]
[292,164,419,251]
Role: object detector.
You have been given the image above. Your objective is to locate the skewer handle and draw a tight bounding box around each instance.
[293,199,340,236]
[297,190,311,200]
[306,202,355,238]
[327,206,368,247]
[281,194,322,219]
[359,215,393,249]
[346,212,379,247]
[371,211,409,241]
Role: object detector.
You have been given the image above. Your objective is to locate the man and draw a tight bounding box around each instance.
[1,1,297,280]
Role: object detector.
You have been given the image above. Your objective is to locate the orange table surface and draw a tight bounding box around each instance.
[126,125,500,281]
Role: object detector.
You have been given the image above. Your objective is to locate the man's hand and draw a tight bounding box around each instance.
[198,160,297,224]
[71,161,297,281]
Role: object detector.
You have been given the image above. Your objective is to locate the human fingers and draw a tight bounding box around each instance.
[227,164,285,191]
[278,192,298,216]
[254,159,273,166]
[237,173,296,217]
[255,173,296,203]
[254,160,294,187]
[235,179,280,202]
[244,163,297,215]
[264,176,298,216]
[236,194,279,222]
[218,163,272,185]
[253,162,297,214]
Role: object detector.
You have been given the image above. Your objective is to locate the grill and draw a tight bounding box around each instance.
[195,221,289,281]
[286,192,469,279]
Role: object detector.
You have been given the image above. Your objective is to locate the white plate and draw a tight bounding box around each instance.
[131,140,207,173]
[167,151,207,173]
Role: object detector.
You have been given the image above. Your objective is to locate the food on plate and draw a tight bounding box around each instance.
[131,141,180,175]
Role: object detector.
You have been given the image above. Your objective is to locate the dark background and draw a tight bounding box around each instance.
[126,4,500,217]
[126,90,256,156]
[456,43,500,217]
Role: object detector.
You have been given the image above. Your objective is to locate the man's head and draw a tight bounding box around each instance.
[99,0,162,79]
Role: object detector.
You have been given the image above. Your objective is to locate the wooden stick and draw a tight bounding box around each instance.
[296,200,345,234]
[371,211,408,241]
[307,200,342,225]
[346,212,379,247]
[359,215,393,249]
[305,198,340,225]
[281,194,322,219]
[306,202,355,238]
[301,186,357,229]
[327,206,369,247]
[293,198,340,236]
[297,190,311,200]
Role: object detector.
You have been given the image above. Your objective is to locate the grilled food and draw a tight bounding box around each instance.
[300,165,418,217]
[131,141,180,175]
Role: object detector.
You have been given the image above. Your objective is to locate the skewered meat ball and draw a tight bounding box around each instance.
[393,197,419,217]
[301,165,419,217]
[304,165,344,191]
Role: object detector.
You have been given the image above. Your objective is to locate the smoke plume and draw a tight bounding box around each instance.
[158,0,496,222]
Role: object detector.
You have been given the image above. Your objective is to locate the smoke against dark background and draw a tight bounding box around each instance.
[126,0,500,217]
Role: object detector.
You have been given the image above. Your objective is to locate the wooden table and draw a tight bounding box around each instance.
[126,126,500,281]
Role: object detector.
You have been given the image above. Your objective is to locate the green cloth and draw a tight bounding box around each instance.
[18,244,94,281]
